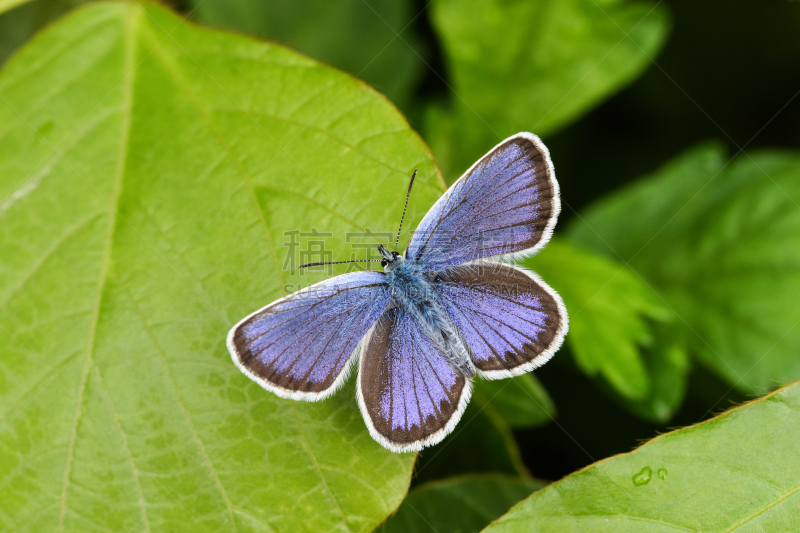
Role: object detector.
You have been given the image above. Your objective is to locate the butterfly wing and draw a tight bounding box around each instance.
[433,261,568,379]
[357,306,472,452]
[407,132,558,270]
[228,271,390,401]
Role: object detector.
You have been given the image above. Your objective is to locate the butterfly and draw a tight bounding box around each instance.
[227,132,568,453]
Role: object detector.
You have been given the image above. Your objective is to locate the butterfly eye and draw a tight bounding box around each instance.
[381,259,388,267]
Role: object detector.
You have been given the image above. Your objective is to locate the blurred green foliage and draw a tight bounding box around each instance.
[527,239,682,422]
[0,0,35,15]
[473,373,555,429]
[571,144,800,396]
[1,0,800,531]
[379,474,546,533]
[414,401,530,486]
[425,0,669,177]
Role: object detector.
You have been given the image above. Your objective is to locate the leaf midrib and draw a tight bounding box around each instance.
[93,366,151,533]
[57,5,139,531]
[724,480,800,532]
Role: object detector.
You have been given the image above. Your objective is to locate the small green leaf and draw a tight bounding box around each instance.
[473,374,556,429]
[187,0,426,110]
[0,3,447,531]
[570,144,800,394]
[486,380,800,532]
[378,474,546,533]
[427,0,670,177]
[525,240,673,405]
[622,323,690,422]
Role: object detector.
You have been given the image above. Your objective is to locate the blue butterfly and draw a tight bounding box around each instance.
[227,133,568,453]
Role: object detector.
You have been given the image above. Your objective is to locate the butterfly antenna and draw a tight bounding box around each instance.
[394,169,417,252]
[299,259,383,269]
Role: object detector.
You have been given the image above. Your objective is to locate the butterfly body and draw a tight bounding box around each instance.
[228,132,568,453]
[382,252,477,378]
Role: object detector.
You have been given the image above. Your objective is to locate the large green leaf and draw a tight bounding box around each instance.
[0,3,452,531]
[526,240,680,421]
[426,0,670,177]
[486,380,800,531]
[378,474,546,533]
[187,0,426,111]
[569,144,800,394]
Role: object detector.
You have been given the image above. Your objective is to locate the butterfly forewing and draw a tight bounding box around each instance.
[228,271,390,400]
[357,306,471,452]
[434,261,567,378]
[406,133,559,270]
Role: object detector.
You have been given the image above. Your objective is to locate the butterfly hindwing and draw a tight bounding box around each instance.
[228,271,390,401]
[433,261,567,378]
[407,133,558,270]
[357,306,472,452]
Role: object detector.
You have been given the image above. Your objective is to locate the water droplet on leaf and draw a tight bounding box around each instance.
[632,466,652,486]
[658,468,667,480]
